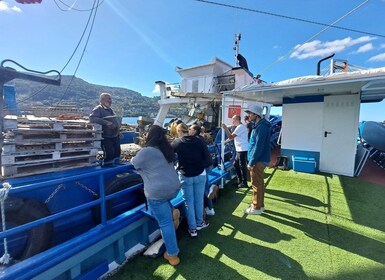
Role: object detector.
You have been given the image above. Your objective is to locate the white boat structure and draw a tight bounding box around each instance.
[155,39,385,177]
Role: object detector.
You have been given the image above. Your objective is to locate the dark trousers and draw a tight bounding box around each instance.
[234,151,248,185]
[102,137,121,162]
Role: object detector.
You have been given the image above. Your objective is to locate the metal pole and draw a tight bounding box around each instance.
[234,33,241,67]
[0,83,3,168]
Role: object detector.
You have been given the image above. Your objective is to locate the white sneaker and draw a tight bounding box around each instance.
[188,228,198,237]
[244,207,263,215]
[205,207,215,216]
[249,204,265,212]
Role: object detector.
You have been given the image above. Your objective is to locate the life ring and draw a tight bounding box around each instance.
[2,197,52,261]
[93,172,145,223]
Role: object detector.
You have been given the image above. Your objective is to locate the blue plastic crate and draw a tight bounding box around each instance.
[292,156,316,174]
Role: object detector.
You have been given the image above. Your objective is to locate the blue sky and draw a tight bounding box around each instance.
[1,0,384,121]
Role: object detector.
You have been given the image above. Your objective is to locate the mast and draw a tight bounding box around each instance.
[234,33,241,67]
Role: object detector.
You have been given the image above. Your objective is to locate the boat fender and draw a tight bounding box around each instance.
[4,197,53,261]
[93,172,145,223]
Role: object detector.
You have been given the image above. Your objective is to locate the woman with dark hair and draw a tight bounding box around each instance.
[172,123,211,237]
[189,124,218,216]
[131,125,181,266]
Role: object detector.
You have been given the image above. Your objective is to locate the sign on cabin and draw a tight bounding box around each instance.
[228,105,241,118]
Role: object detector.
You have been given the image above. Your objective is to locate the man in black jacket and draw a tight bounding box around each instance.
[89,93,121,162]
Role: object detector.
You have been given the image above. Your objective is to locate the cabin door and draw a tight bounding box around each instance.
[320,94,360,176]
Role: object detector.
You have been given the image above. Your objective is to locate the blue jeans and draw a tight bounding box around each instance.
[147,199,179,256]
[179,173,206,230]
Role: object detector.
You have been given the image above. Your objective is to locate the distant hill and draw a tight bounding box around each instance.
[7,75,161,117]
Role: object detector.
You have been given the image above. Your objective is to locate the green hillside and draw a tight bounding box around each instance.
[7,75,160,117]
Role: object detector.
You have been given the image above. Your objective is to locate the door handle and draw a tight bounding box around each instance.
[324,131,332,138]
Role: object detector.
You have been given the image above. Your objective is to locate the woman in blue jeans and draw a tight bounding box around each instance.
[188,124,218,216]
[132,125,181,266]
[172,123,211,237]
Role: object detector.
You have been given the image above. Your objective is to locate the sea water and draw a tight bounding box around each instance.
[122,117,139,125]
[122,117,173,126]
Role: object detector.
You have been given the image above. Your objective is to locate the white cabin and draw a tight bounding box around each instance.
[225,67,385,176]
[154,57,254,127]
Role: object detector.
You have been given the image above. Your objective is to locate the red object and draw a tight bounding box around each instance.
[228,105,241,118]
[15,0,42,4]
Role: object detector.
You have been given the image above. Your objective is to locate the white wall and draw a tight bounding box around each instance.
[281,102,323,152]
[182,75,216,93]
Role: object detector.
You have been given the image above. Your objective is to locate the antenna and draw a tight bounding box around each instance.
[234,33,241,67]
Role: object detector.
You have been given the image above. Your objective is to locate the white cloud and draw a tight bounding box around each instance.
[0,2,22,13]
[290,36,376,60]
[12,6,21,12]
[0,2,8,11]
[355,43,374,54]
[380,44,385,50]
[152,84,160,94]
[368,53,385,62]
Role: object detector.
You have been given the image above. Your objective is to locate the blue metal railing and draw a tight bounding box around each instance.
[0,164,144,240]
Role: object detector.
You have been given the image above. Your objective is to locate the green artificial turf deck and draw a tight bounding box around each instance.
[108,168,385,280]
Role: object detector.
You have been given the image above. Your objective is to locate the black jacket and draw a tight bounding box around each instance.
[171,136,211,177]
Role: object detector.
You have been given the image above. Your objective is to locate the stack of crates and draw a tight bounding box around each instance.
[1,115,102,178]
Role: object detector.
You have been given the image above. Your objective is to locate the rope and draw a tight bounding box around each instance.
[0,182,12,264]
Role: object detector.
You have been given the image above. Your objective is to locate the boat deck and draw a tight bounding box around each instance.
[359,158,385,187]
[270,147,385,187]
[108,164,385,280]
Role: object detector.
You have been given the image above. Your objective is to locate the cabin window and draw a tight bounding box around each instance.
[192,80,199,93]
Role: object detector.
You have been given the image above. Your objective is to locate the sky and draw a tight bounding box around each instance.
[0,0,385,121]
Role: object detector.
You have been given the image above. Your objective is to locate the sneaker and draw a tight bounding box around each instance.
[196,221,209,230]
[249,204,265,212]
[244,207,263,215]
[188,228,198,237]
[208,184,219,200]
[163,252,180,266]
[238,183,248,188]
[205,207,215,216]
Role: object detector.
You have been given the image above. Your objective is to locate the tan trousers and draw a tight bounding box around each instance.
[250,162,266,209]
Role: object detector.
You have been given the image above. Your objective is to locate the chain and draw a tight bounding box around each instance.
[45,184,66,204]
[74,181,98,197]
[45,181,98,204]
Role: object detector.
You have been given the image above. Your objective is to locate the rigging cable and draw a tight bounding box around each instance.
[15,0,100,108]
[53,0,105,12]
[193,0,384,39]
[53,0,100,107]
[256,0,370,77]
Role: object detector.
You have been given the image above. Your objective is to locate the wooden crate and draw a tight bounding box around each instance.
[1,157,97,178]
[1,148,99,165]
[1,116,103,178]
[3,115,101,131]
[2,140,101,153]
